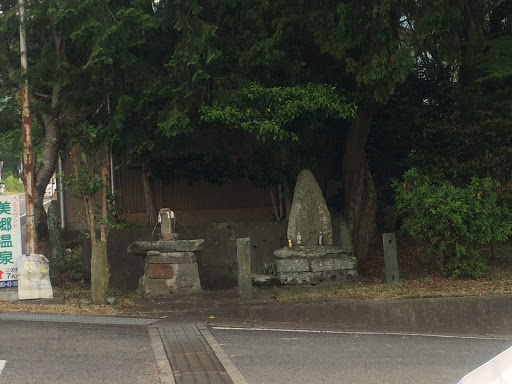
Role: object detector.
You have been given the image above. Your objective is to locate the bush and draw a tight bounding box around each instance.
[2,175,24,193]
[394,169,512,277]
[51,245,90,287]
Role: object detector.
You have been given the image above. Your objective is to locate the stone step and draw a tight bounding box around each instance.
[251,274,278,286]
[279,270,357,285]
[275,255,356,273]
[274,245,352,259]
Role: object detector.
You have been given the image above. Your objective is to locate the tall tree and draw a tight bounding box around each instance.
[0,0,75,246]
[191,1,421,268]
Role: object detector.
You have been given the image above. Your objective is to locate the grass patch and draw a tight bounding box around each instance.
[272,271,512,301]
[0,242,141,316]
[0,283,141,316]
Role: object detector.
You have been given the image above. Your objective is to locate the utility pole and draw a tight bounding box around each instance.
[19,0,36,255]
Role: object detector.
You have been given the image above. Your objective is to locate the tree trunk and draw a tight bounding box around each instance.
[283,181,292,219]
[279,146,293,219]
[92,157,110,304]
[71,145,110,304]
[342,107,378,271]
[142,172,158,224]
[91,241,109,304]
[34,111,61,253]
[100,155,110,242]
[270,187,281,221]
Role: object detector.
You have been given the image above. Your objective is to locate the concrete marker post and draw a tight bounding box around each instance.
[383,233,399,284]
[236,237,253,300]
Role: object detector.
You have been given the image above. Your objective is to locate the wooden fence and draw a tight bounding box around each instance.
[61,158,272,228]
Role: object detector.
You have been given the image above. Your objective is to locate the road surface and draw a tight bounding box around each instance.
[209,326,512,384]
[0,320,160,384]
[0,318,511,383]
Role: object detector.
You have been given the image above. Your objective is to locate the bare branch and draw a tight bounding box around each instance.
[106,4,119,23]
[34,92,51,99]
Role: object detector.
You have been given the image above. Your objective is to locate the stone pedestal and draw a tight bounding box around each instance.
[274,246,357,285]
[129,240,203,297]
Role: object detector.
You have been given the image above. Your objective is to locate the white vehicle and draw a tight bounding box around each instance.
[45,177,57,197]
[458,346,512,383]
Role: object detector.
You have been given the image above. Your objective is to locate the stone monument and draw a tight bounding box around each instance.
[272,169,357,285]
[128,239,204,297]
[287,169,333,246]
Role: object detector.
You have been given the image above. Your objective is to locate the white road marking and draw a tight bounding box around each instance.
[0,360,6,376]
[210,326,512,341]
[197,324,249,384]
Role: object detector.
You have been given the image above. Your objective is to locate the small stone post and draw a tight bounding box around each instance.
[47,200,63,263]
[340,218,354,252]
[236,237,253,300]
[383,233,399,283]
[159,208,174,241]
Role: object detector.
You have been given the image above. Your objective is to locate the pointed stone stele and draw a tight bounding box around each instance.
[269,169,358,286]
[287,169,333,246]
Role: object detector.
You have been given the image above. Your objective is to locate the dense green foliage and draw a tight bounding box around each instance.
[395,170,512,277]
[0,0,511,274]
[202,83,356,141]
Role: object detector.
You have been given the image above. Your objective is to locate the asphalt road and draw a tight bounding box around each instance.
[0,320,160,384]
[0,319,510,384]
[209,326,512,384]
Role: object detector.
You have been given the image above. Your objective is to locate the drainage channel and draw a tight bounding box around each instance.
[0,312,158,326]
[159,324,235,384]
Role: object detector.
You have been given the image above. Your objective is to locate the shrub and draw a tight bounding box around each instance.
[394,169,512,277]
[2,175,24,193]
[51,245,90,287]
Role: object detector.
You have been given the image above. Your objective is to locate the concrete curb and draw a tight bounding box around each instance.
[196,295,512,335]
[197,324,249,384]
[148,328,176,384]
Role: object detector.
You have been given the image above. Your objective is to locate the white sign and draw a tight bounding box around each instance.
[17,253,53,300]
[0,195,22,289]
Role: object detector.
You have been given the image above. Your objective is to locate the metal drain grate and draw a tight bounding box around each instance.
[0,312,159,326]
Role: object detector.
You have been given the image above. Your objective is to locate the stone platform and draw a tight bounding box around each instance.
[273,246,357,285]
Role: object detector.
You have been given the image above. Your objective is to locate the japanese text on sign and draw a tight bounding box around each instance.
[0,195,22,289]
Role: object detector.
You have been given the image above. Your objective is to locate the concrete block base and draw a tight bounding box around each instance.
[272,246,358,286]
[251,274,279,286]
[138,248,202,297]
